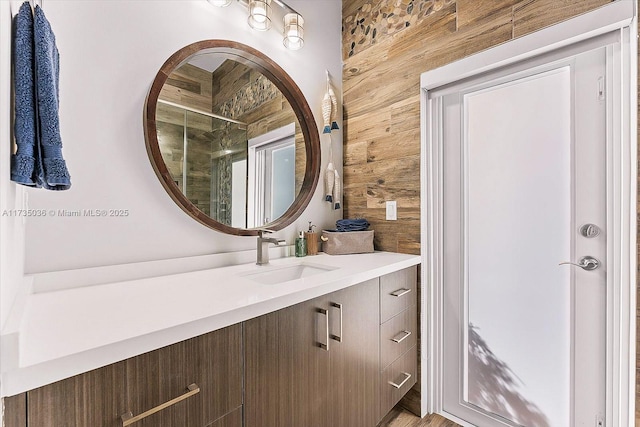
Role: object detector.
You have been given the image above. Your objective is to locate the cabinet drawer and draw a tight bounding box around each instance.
[380,267,417,323]
[24,325,242,427]
[380,346,417,418]
[207,406,243,427]
[28,360,127,427]
[124,324,242,427]
[380,304,417,370]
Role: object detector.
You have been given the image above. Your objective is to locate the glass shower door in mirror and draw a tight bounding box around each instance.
[156,101,247,227]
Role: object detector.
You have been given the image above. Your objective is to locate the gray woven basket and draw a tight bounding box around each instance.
[321,230,374,255]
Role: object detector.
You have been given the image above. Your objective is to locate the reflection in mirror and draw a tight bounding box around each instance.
[247,123,296,228]
[155,57,306,228]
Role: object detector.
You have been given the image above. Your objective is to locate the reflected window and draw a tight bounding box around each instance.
[247,123,296,228]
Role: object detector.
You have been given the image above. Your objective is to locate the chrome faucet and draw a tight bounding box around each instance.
[256,229,286,265]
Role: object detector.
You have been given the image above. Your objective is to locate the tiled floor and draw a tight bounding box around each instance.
[381,406,461,427]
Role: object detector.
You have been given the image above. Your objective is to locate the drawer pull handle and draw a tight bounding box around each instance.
[330,302,343,342]
[121,383,200,426]
[389,372,412,389]
[391,330,412,343]
[317,308,329,351]
[390,288,411,297]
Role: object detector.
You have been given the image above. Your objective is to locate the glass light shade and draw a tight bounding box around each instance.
[207,0,233,6]
[248,0,272,31]
[283,13,304,50]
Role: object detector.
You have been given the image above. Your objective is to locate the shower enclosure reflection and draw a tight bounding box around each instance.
[154,56,305,228]
[156,102,247,225]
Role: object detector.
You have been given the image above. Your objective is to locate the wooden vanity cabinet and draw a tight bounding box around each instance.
[328,279,381,427]
[245,296,331,427]
[24,324,242,427]
[123,323,242,427]
[6,265,419,427]
[378,267,418,420]
[3,394,27,427]
[244,278,380,427]
[26,360,127,427]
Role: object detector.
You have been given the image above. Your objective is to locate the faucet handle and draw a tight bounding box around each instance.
[257,228,274,237]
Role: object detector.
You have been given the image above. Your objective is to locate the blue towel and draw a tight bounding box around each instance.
[11,2,38,186]
[336,218,369,232]
[11,2,70,190]
[34,5,70,190]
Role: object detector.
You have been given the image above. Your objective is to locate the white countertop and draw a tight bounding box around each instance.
[0,251,420,396]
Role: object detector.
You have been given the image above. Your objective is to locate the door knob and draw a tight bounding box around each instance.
[559,256,600,271]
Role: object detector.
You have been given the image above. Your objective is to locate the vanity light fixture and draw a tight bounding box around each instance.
[206,0,304,50]
[248,0,272,31]
[282,12,304,50]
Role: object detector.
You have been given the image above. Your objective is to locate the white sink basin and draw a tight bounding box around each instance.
[241,262,337,285]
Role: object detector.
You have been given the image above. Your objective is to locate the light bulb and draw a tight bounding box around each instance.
[248,0,271,31]
[207,0,233,6]
[253,8,266,23]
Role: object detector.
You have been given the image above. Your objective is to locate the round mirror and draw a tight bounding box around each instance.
[144,40,320,236]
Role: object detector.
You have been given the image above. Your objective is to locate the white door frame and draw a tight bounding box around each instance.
[419,2,637,426]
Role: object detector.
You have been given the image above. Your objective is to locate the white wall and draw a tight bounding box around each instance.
[3,0,342,274]
[0,0,342,330]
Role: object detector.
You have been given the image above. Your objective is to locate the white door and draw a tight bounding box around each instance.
[440,45,607,427]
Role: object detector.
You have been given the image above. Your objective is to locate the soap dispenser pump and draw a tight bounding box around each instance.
[295,231,307,257]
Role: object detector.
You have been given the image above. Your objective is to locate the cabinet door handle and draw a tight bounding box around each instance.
[388,372,412,389]
[390,288,411,297]
[391,330,412,343]
[330,302,343,342]
[317,308,329,351]
[121,383,200,426]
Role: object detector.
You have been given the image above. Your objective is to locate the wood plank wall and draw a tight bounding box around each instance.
[342,0,611,253]
[341,0,616,420]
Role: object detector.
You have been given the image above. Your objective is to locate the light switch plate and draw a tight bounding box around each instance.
[386,201,397,220]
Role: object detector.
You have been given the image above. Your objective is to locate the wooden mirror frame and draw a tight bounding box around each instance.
[144,40,321,236]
